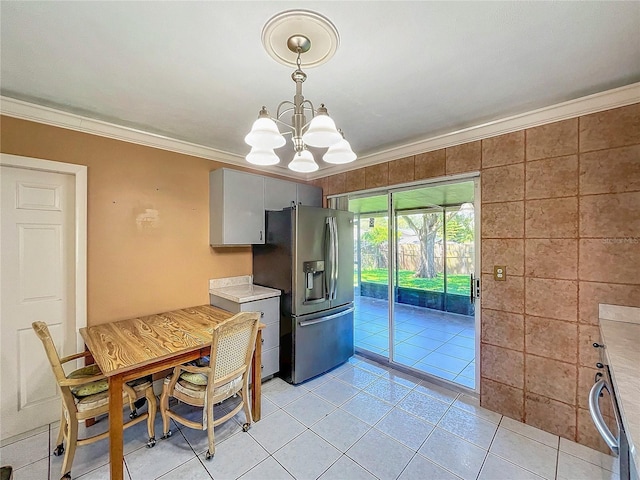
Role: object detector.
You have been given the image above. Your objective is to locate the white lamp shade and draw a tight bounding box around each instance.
[288,150,318,173]
[244,117,286,149]
[323,138,357,164]
[246,147,280,166]
[302,114,341,148]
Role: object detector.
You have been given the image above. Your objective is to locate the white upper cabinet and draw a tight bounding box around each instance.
[209,169,265,246]
[264,177,322,210]
[264,177,297,210]
[210,169,323,245]
[296,182,323,207]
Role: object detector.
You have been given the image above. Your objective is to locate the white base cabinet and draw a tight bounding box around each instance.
[209,295,280,380]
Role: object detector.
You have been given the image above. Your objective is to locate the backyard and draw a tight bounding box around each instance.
[359,269,471,296]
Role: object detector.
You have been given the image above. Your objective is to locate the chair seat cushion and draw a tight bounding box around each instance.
[73,375,152,407]
[69,364,107,397]
[164,374,243,401]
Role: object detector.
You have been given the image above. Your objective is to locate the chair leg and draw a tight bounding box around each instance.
[144,387,157,448]
[241,386,253,432]
[53,410,67,456]
[205,401,215,460]
[60,418,78,479]
[159,384,171,439]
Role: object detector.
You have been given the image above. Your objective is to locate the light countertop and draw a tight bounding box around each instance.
[599,304,640,473]
[209,275,280,303]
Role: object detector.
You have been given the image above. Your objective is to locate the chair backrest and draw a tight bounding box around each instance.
[32,321,68,386]
[209,312,260,385]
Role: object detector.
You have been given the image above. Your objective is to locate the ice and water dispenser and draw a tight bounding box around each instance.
[303,260,325,303]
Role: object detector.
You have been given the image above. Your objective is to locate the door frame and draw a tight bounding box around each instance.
[1,153,87,352]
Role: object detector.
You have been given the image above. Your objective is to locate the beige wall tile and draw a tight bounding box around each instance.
[446,141,481,175]
[579,103,640,152]
[481,309,524,351]
[482,201,524,238]
[365,163,389,189]
[326,173,346,195]
[345,168,366,192]
[481,343,524,388]
[414,150,445,180]
[578,281,640,325]
[579,145,640,195]
[579,191,640,238]
[578,324,602,368]
[481,239,524,276]
[482,131,525,168]
[526,277,578,322]
[525,393,577,440]
[577,408,615,454]
[480,378,524,421]
[579,239,639,284]
[526,155,578,199]
[526,118,578,161]
[481,164,524,203]
[525,239,577,280]
[525,315,578,363]
[525,354,577,405]
[525,197,578,238]
[388,156,415,185]
[481,273,524,313]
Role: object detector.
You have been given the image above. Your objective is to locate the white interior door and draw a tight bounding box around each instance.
[1,165,77,439]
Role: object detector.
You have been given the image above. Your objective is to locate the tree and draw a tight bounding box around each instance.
[401,206,474,279]
[401,212,442,278]
[361,218,390,269]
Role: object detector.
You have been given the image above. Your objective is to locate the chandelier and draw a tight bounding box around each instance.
[244,11,356,173]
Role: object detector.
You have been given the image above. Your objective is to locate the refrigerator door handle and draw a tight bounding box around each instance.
[331,216,338,300]
[298,307,355,327]
[325,217,332,299]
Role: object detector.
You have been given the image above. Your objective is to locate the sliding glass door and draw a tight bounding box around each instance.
[349,178,479,391]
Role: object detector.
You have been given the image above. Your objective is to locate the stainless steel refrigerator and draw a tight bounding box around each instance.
[253,205,354,384]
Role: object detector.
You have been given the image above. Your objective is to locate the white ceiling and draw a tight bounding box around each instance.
[1,1,639,176]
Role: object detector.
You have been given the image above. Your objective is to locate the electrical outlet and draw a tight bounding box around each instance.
[494,265,506,281]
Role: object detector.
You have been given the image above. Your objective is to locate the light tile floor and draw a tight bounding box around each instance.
[1,356,618,480]
[354,295,476,389]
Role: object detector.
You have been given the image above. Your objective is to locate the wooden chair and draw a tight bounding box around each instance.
[32,321,157,480]
[159,311,260,460]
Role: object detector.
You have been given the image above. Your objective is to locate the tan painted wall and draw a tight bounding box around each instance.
[314,103,640,452]
[1,116,259,325]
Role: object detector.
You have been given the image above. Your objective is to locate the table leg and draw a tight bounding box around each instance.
[108,374,124,480]
[251,329,262,422]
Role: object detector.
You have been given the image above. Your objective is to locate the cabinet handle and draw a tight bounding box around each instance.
[261,338,264,344]
[260,230,263,241]
[260,311,264,317]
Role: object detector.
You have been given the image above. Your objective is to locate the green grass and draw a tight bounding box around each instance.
[359,269,471,295]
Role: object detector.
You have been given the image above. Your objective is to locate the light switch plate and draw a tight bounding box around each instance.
[494,265,506,281]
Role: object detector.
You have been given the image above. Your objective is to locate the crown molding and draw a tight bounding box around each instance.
[309,82,640,180]
[2,82,639,182]
[0,96,305,179]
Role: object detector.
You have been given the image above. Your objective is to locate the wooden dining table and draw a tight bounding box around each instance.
[80,304,263,480]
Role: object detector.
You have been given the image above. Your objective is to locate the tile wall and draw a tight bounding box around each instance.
[314,103,640,452]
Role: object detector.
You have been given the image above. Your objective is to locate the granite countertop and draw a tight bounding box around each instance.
[598,304,640,473]
[209,275,280,303]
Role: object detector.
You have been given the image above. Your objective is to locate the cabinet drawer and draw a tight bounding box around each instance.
[261,347,279,379]
[261,323,279,350]
[241,297,279,325]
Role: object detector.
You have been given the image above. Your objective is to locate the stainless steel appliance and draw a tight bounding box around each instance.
[253,205,354,384]
[590,342,637,480]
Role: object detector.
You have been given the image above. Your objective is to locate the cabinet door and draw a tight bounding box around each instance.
[210,169,265,245]
[297,183,322,207]
[264,177,297,210]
